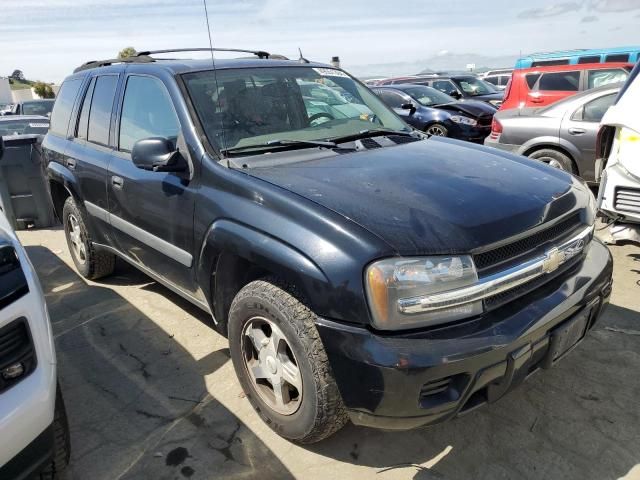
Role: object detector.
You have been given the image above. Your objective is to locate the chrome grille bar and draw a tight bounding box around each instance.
[398,224,594,314]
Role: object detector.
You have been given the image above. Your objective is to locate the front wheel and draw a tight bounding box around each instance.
[425,123,448,137]
[228,278,348,443]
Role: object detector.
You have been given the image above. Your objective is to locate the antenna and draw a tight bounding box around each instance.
[298,47,310,64]
[202,0,228,160]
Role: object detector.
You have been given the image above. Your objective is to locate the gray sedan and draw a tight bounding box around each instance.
[484,84,621,183]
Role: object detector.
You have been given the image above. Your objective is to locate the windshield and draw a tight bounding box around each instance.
[402,86,455,106]
[22,101,53,116]
[453,77,496,96]
[183,66,408,154]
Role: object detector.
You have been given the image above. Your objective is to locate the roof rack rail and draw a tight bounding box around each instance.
[135,48,272,59]
[73,55,154,73]
[73,48,274,73]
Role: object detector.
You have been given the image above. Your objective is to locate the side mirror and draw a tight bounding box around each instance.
[401,103,416,114]
[449,91,462,100]
[131,137,185,172]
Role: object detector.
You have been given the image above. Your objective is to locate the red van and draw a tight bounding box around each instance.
[500,63,632,111]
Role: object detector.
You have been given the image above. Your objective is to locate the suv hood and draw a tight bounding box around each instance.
[246,138,586,254]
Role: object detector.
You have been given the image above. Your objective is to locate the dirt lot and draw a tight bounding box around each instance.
[17,226,640,480]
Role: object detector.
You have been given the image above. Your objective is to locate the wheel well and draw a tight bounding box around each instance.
[49,180,70,223]
[212,252,271,337]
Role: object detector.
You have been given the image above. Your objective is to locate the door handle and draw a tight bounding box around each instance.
[66,159,76,170]
[111,176,124,189]
[568,127,586,135]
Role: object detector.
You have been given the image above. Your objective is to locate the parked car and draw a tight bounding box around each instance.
[375,75,425,86]
[596,61,640,245]
[514,46,640,69]
[483,73,512,91]
[500,63,631,111]
[0,104,14,116]
[4,100,55,117]
[0,115,50,137]
[44,49,612,443]
[408,75,504,107]
[373,84,495,142]
[485,83,620,183]
[0,194,70,478]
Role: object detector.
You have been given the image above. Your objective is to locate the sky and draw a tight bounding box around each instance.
[1,0,640,83]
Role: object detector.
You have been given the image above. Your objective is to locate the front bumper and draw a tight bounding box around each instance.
[598,162,640,224]
[449,123,491,143]
[0,423,54,480]
[316,239,613,430]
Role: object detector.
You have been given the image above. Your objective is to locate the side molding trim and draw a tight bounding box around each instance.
[84,201,193,268]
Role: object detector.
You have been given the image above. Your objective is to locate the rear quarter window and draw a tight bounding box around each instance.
[49,78,83,137]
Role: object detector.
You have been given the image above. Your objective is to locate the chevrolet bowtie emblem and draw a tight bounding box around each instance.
[542,247,564,274]
[542,238,585,274]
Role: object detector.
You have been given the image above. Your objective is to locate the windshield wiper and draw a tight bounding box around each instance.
[328,128,417,144]
[222,139,337,155]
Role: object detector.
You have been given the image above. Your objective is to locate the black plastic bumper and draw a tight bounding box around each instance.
[316,240,613,430]
[0,423,53,480]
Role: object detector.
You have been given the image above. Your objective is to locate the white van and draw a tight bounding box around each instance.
[596,62,640,244]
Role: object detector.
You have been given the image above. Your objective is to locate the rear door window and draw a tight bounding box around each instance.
[49,78,83,137]
[537,71,580,91]
[87,75,118,146]
[587,68,629,89]
[75,78,96,140]
[119,76,180,152]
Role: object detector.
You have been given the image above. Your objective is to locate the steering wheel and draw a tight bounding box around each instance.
[308,112,335,126]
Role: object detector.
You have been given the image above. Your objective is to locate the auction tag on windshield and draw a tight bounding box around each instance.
[313,68,349,78]
[29,123,49,128]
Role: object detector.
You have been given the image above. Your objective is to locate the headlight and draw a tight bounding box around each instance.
[365,256,482,330]
[450,115,477,126]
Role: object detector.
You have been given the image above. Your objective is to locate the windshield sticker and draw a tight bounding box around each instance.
[29,123,49,128]
[313,68,349,78]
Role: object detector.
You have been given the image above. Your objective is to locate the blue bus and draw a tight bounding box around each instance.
[514,46,640,69]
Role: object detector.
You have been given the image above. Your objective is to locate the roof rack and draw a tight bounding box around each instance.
[74,48,273,73]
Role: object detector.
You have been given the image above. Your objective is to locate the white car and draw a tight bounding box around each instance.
[0,204,69,477]
[596,62,640,244]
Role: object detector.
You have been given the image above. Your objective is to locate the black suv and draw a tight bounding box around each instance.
[43,49,612,443]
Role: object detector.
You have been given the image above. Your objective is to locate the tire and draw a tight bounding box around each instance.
[528,148,577,174]
[228,278,348,444]
[425,123,448,137]
[40,383,71,479]
[62,196,115,280]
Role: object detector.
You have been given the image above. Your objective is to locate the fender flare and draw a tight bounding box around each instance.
[197,219,330,327]
[47,161,82,203]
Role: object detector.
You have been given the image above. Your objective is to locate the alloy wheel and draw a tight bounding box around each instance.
[427,125,447,136]
[67,214,87,264]
[241,316,303,415]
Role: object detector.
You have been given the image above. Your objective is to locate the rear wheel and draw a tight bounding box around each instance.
[425,123,448,137]
[228,278,348,443]
[63,197,115,280]
[528,148,577,174]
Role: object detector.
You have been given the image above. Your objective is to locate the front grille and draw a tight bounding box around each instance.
[615,187,640,215]
[0,318,37,393]
[474,213,582,273]
[484,257,581,311]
